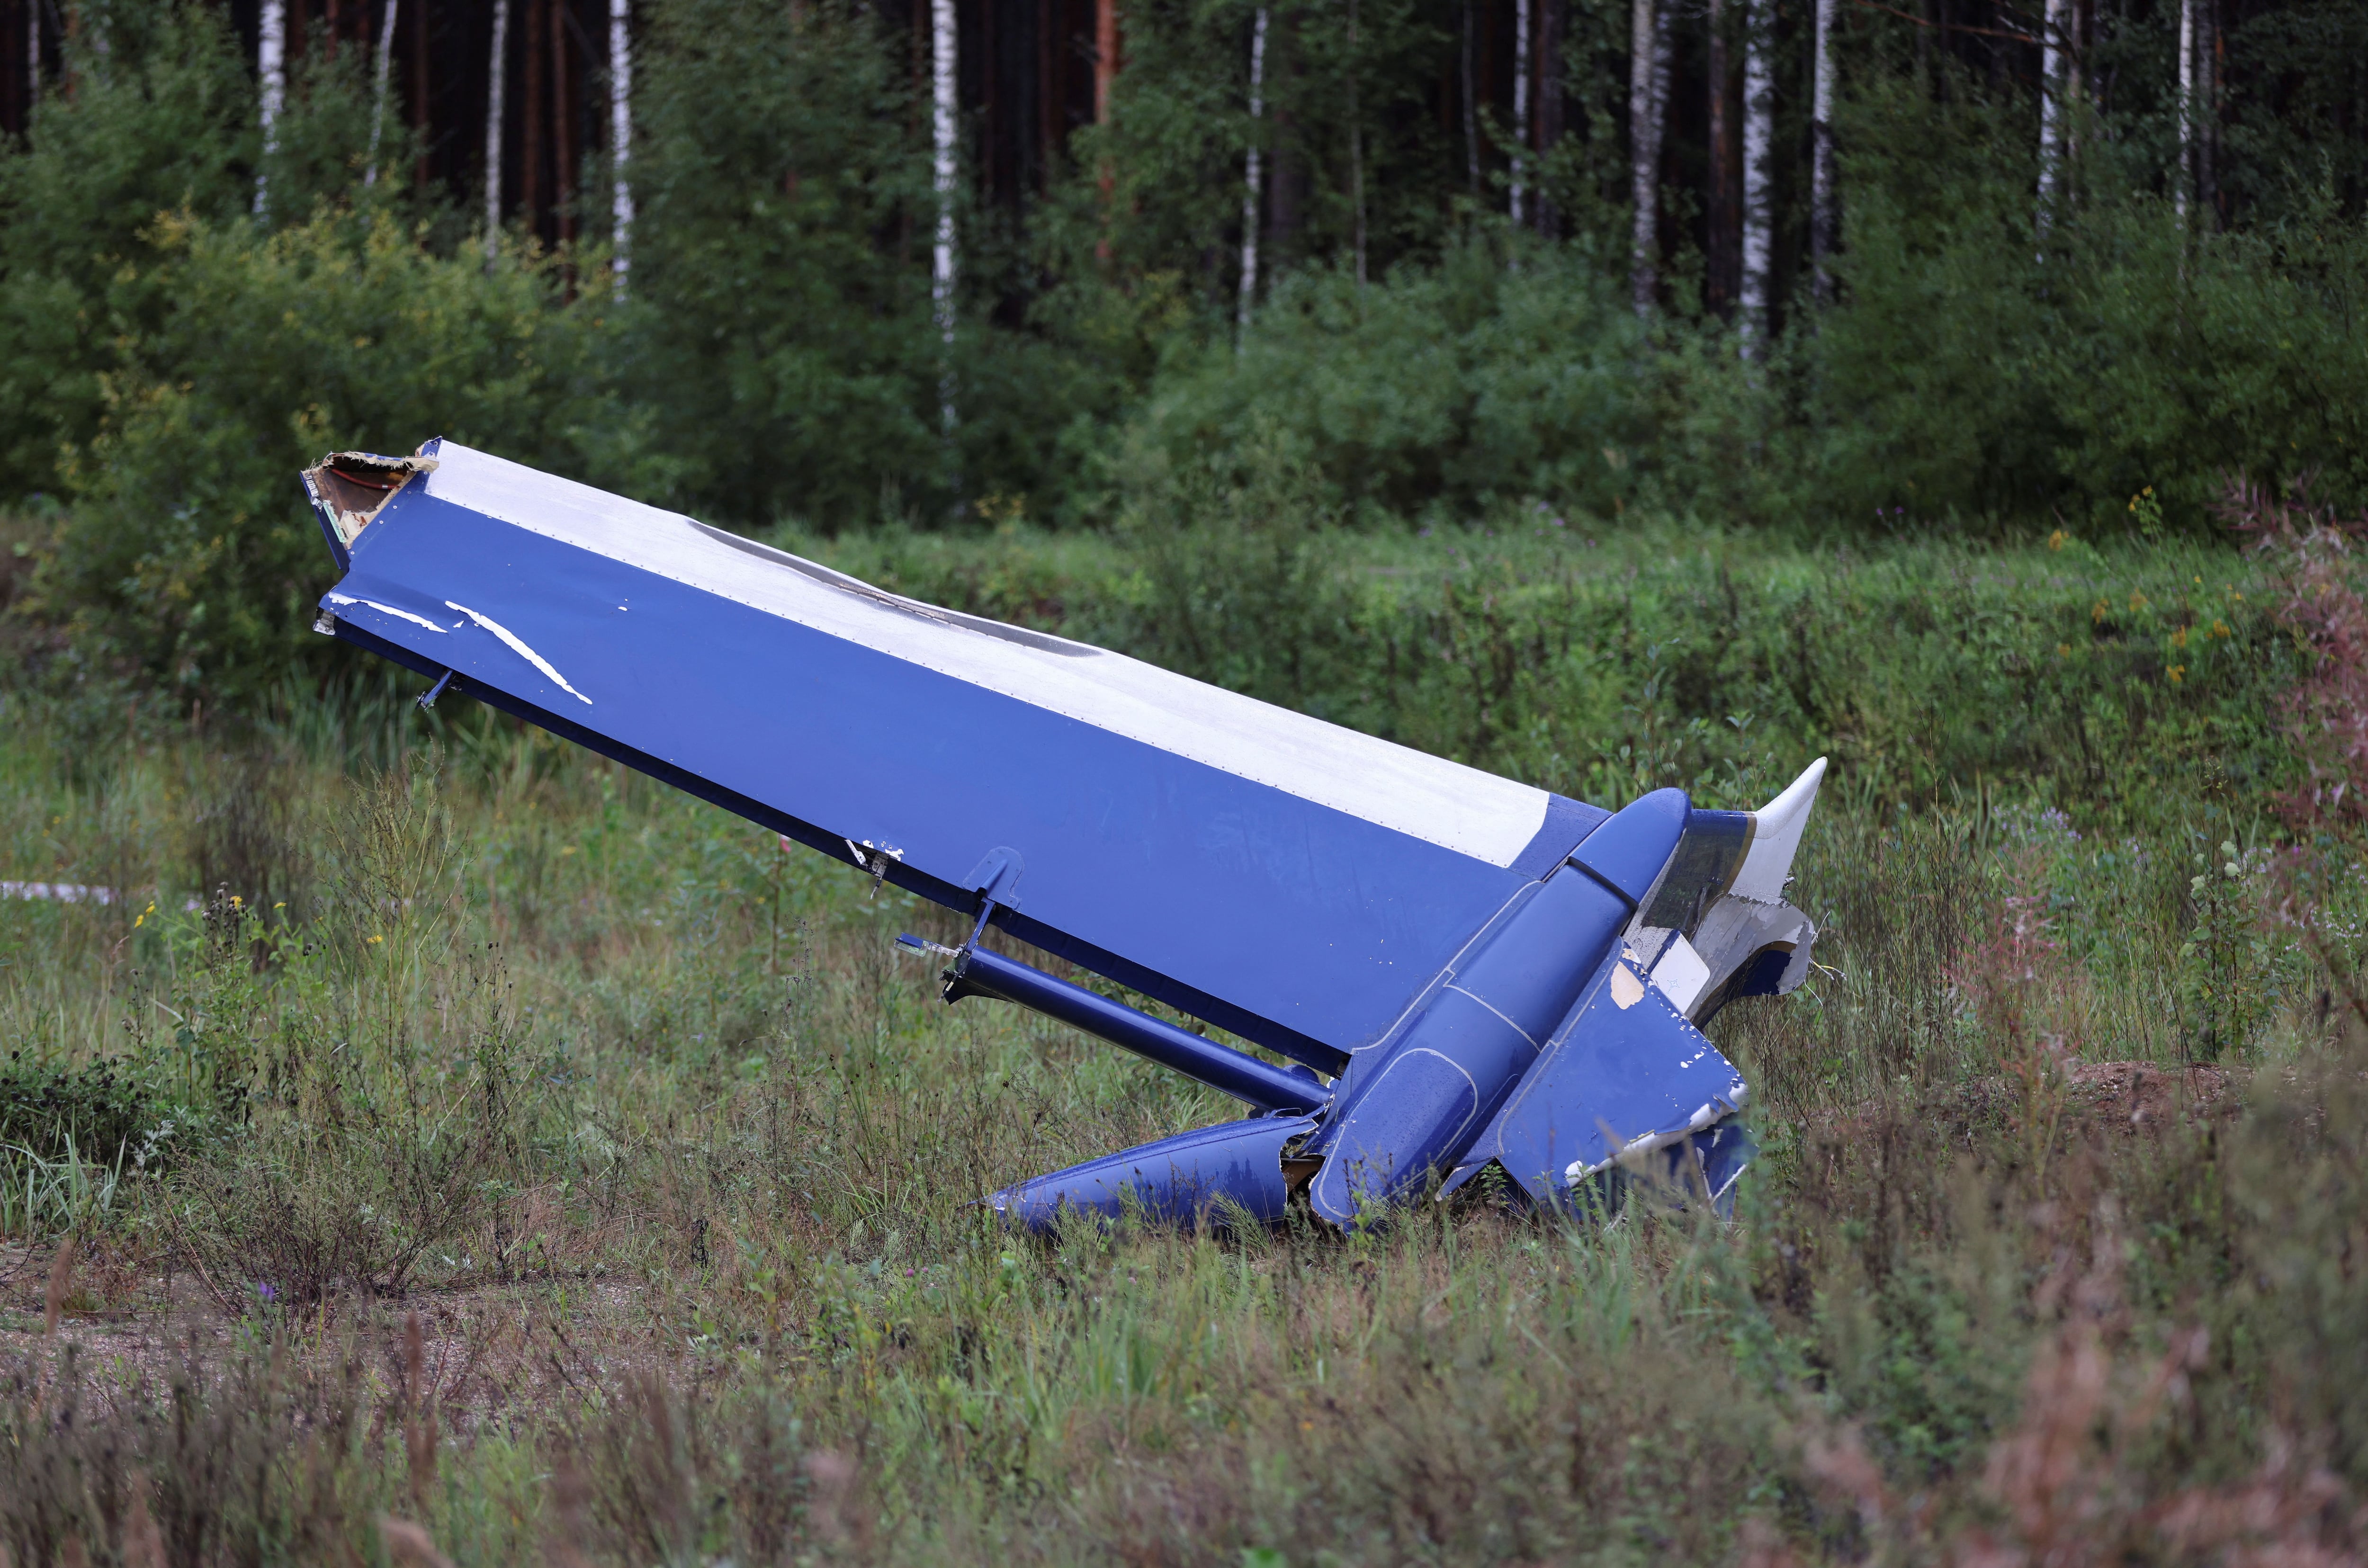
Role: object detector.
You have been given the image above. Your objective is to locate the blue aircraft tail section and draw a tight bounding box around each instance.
[1480,946,1752,1204]
[301,442,1823,1236]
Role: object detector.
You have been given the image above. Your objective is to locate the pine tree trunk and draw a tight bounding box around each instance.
[1510,0,1530,224]
[1462,0,1480,199]
[610,0,633,293]
[1237,6,1269,340]
[1348,0,1366,286]
[254,0,287,219]
[1738,0,1771,351]
[1708,0,1731,313]
[525,0,546,241]
[554,0,575,248]
[2197,0,2216,224]
[365,0,400,187]
[486,0,512,266]
[413,0,431,190]
[933,0,958,435]
[1536,0,1565,235]
[28,0,41,117]
[1629,0,1669,315]
[1810,0,1836,303]
[1093,0,1116,261]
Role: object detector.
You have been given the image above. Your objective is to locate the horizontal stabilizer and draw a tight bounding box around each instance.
[1482,947,1749,1202]
[987,1115,1316,1229]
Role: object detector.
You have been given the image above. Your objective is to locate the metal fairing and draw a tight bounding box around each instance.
[302,442,1829,1237]
[984,1115,1317,1228]
[1482,947,1751,1203]
[1304,789,1690,1224]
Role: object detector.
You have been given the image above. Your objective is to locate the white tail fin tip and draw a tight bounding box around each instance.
[1729,757,1827,903]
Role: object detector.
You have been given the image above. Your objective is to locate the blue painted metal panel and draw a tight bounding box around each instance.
[987,1114,1317,1229]
[306,447,1805,1233]
[321,476,1547,1063]
[1305,789,1690,1222]
[1484,948,1751,1202]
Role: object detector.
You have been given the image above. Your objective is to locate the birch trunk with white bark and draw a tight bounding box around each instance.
[486,0,512,265]
[2035,0,2065,235]
[1629,0,1669,316]
[1738,0,1771,351]
[1237,7,1269,339]
[1510,0,1530,225]
[610,0,634,294]
[2176,0,2194,224]
[1810,0,1836,303]
[933,0,958,434]
[254,0,287,218]
[365,0,401,187]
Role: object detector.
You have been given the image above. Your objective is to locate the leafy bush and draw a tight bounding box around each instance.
[0,0,429,504]
[1120,239,1650,522]
[23,209,602,699]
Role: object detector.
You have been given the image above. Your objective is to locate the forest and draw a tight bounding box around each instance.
[1,0,2366,1562]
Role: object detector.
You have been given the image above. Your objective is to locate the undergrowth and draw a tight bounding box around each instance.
[0,515,2357,1564]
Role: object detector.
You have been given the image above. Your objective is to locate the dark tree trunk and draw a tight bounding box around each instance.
[1535,0,1566,235]
[1707,0,1733,313]
[523,0,545,241]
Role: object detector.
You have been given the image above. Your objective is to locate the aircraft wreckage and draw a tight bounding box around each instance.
[304,443,1824,1231]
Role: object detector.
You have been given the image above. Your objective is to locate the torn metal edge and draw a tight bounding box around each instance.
[302,449,440,572]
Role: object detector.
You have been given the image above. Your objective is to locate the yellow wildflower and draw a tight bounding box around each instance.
[2167,665,2186,684]
[2210,620,2230,638]
[2056,643,2072,658]
[2047,529,2068,551]
[2171,627,2189,650]
[2092,599,2110,623]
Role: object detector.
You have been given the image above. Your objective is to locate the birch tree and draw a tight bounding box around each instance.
[610,0,634,294]
[2035,0,2065,234]
[1810,0,1836,302]
[365,0,401,188]
[487,0,512,265]
[1738,0,1771,350]
[1237,7,1269,338]
[2175,0,2195,224]
[1628,0,1670,315]
[253,0,286,219]
[1510,0,1530,225]
[933,0,958,434]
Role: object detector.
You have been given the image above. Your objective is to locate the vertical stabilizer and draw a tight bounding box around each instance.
[1729,756,1827,903]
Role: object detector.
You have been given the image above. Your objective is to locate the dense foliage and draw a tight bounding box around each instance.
[0,0,2363,701]
[0,512,2360,1562]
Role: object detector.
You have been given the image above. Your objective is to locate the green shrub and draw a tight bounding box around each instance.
[1119,239,1649,522]
[24,210,601,699]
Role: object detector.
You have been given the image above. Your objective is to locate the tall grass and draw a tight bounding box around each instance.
[0,523,2358,1564]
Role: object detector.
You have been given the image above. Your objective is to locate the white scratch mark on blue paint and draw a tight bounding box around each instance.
[327,592,447,633]
[444,601,593,704]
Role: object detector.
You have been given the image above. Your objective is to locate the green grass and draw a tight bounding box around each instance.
[0,523,2360,1566]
